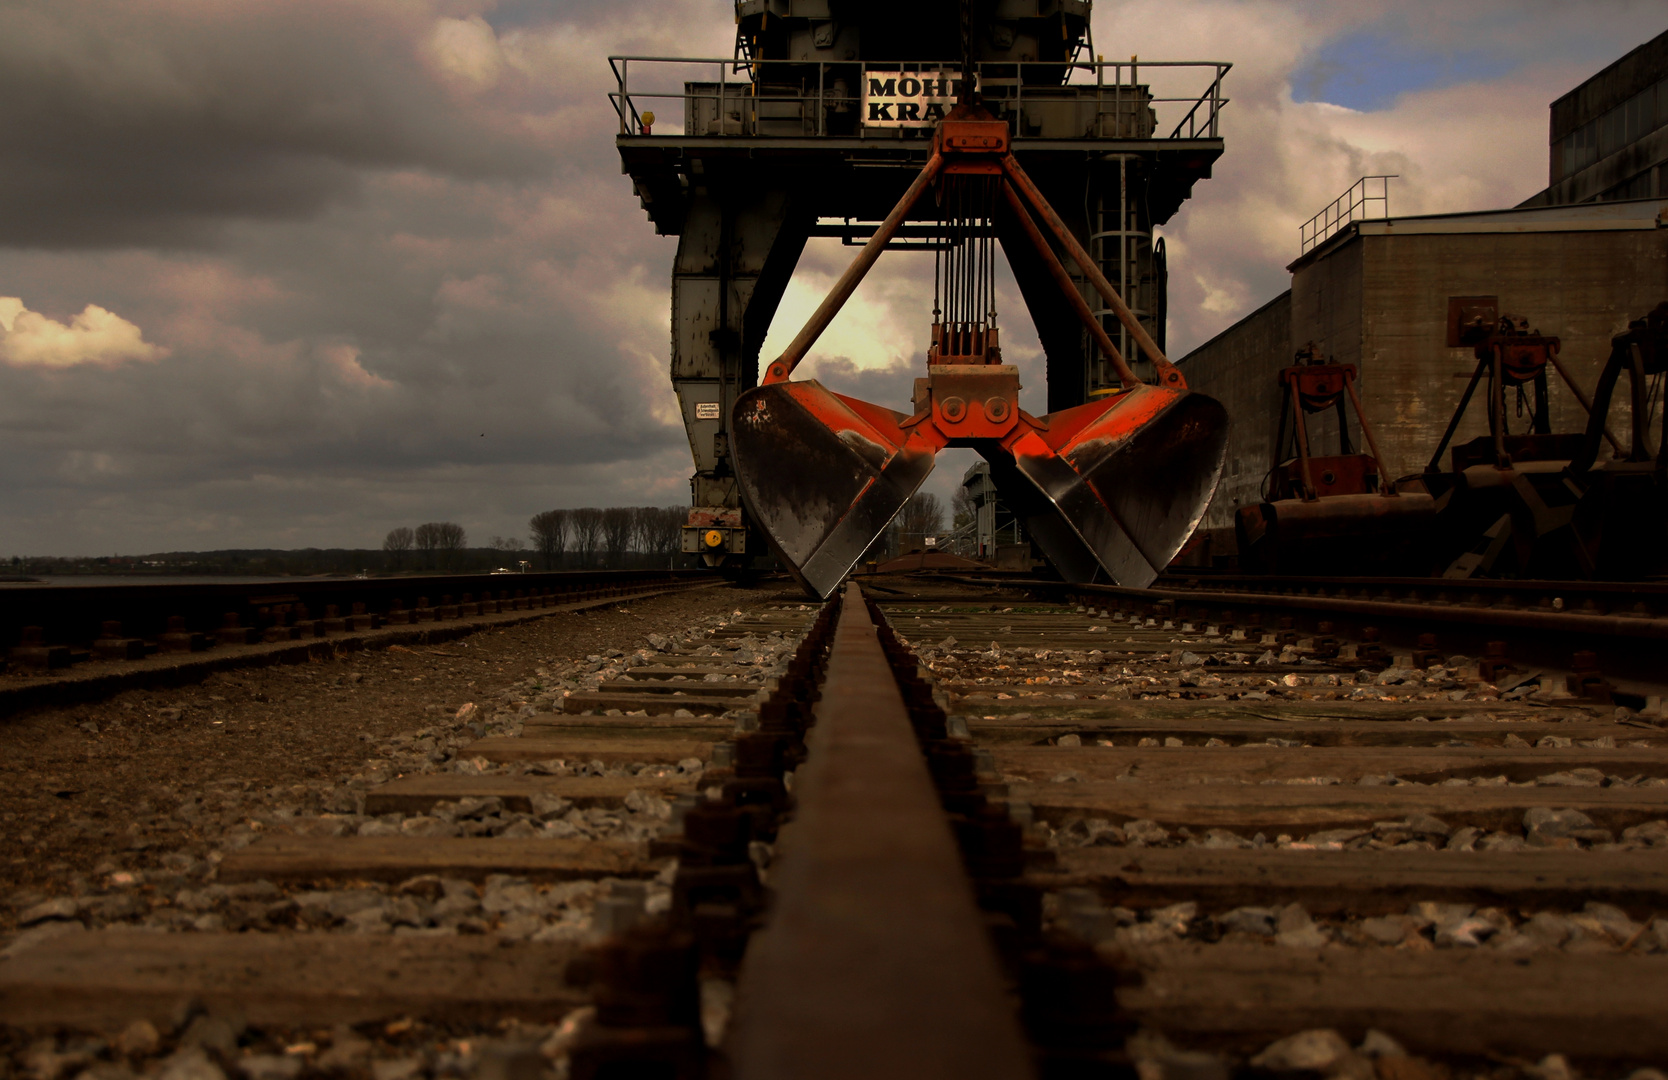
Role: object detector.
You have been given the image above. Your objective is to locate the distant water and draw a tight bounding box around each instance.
[0,575,360,588]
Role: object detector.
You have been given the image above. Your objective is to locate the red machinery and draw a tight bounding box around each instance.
[729,108,1228,598]
[1426,311,1621,578]
[1235,344,1436,574]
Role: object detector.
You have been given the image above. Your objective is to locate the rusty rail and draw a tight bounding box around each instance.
[729,582,1035,1080]
[935,571,1668,688]
[0,568,706,664]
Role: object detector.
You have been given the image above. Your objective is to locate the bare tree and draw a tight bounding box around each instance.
[413,522,442,569]
[894,492,945,552]
[382,526,414,571]
[626,506,681,562]
[601,507,635,567]
[415,522,467,570]
[643,507,685,559]
[529,509,569,570]
[628,507,654,560]
[569,508,604,567]
[438,522,468,569]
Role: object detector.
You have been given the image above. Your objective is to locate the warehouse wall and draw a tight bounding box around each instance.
[1176,289,1292,533]
[1349,226,1668,480]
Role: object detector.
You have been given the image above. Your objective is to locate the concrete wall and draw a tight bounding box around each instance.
[1292,233,1364,369]
[1346,226,1668,481]
[1176,290,1291,532]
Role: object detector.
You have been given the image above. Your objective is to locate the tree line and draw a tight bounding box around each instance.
[381,522,469,571]
[528,506,684,570]
[381,507,686,572]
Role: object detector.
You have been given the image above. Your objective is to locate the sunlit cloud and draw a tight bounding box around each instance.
[0,297,164,369]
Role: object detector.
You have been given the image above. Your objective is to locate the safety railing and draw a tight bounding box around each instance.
[1300,175,1397,254]
[608,56,1229,141]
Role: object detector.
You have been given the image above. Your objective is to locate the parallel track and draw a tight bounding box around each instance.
[0,569,710,713]
[939,571,1668,685]
[0,568,706,663]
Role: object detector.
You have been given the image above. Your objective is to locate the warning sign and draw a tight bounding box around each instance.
[694,402,721,420]
[861,71,969,128]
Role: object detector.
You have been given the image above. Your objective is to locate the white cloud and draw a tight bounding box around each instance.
[426,15,504,92]
[0,297,163,369]
[1106,0,1665,355]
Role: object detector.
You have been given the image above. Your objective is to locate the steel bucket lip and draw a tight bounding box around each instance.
[732,380,938,599]
[998,389,1230,588]
[733,380,1228,596]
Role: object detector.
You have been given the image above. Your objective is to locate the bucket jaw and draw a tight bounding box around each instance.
[732,380,937,598]
[989,387,1230,588]
[732,377,1228,596]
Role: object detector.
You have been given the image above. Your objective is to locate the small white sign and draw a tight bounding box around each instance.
[924,537,937,547]
[862,71,967,128]
[694,402,721,420]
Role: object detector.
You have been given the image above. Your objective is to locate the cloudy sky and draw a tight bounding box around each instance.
[1,0,1662,556]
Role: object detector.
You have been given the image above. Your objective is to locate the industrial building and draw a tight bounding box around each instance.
[1179,29,1668,568]
[1522,27,1668,206]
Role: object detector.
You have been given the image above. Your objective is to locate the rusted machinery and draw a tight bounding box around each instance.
[612,1,1230,579]
[1237,302,1667,581]
[1420,311,1601,578]
[1421,307,1668,580]
[731,107,1227,596]
[1235,344,1436,574]
[1565,302,1668,578]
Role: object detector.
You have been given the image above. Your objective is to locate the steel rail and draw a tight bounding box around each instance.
[938,573,1668,640]
[943,569,1668,608]
[1133,584,1668,641]
[1154,570,1668,595]
[1166,575,1668,604]
[729,582,1034,1080]
[0,569,705,656]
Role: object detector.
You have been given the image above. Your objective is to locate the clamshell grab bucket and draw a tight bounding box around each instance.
[732,380,937,598]
[992,386,1230,588]
[728,107,1229,597]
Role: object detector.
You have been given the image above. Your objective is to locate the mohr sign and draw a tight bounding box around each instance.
[861,71,969,128]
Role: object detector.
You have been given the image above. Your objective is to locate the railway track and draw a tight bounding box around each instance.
[0,569,709,714]
[944,570,1668,689]
[2,573,1666,1078]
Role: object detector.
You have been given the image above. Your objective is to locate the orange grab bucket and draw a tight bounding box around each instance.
[731,108,1229,598]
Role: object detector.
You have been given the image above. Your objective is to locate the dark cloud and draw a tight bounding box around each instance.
[0,0,745,552]
[0,1,551,248]
[0,0,1659,555]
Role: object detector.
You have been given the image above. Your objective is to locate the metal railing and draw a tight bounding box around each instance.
[1300,175,1397,254]
[608,56,1229,141]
